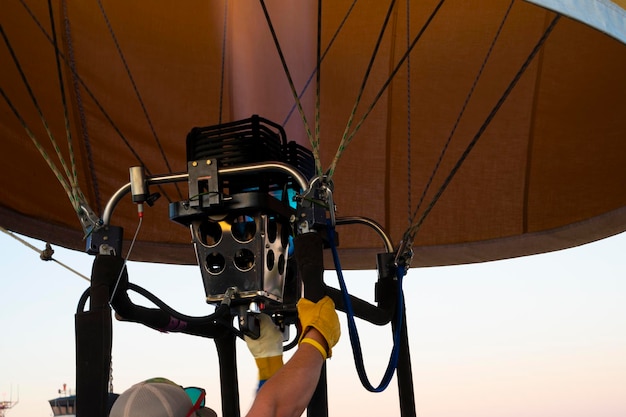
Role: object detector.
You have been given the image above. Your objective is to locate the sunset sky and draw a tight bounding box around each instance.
[1,230,624,417]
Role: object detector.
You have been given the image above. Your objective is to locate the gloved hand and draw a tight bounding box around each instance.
[297,295,340,359]
[244,314,284,388]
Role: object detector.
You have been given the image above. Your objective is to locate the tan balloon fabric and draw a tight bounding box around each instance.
[1,1,626,269]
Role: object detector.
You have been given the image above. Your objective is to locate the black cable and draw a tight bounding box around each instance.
[77,282,231,326]
[15,0,174,203]
[258,0,316,172]
[283,324,302,352]
[334,0,447,158]
[95,0,183,201]
[47,0,76,185]
[77,287,90,313]
[218,0,228,125]
[126,283,229,324]
[61,0,102,213]
[406,14,562,241]
[409,0,515,226]
[282,0,359,127]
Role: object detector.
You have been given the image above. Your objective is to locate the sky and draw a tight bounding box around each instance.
[0,229,625,417]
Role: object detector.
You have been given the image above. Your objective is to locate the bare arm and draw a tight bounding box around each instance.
[245,328,327,417]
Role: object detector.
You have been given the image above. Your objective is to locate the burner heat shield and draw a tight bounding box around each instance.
[170,116,313,306]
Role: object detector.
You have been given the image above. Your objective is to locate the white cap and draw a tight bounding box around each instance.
[110,379,216,417]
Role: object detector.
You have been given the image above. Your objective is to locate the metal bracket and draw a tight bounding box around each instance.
[188,159,221,208]
[76,196,103,239]
[86,225,123,256]
[393,237,413,272]
[295,176,335,234]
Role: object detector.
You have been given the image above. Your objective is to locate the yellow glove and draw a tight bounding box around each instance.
[244,314,284,388]
[297,296,340,358]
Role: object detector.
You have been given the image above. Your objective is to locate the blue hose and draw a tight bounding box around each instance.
[328,225,405,392]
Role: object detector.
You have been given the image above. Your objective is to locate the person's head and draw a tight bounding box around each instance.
[109,378,216,417]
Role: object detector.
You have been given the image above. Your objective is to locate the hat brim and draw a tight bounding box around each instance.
[196,407,218,417]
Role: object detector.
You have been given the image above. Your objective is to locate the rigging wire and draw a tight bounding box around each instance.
[315,0,322,157]
[12,0,176,204]
[109,213,144,305]
[327,0,398,179]
[258,0,320,175]
[0,225,90,282]
[45,0,96,231]
[3,8,104,234]
[405,0,412,227]
[47,0,78,191]
[404,14,562,242]
[61,0,102,214]
[0,26,75,210]
[326,0,447,180]
[282,0,359,128]
[96,0,183,201]
[218,0,229,125]
[409,0,516,227]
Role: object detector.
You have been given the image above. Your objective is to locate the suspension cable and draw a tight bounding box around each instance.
[96,0,183,201]
[258,0,320,175]
[0,27,75,208]
[0,225,90,282]
[219,0,229,125]
[404,14,562,242]
[326,0,447,180]
[3,11,122,233]
[315,0,322,161]
[410,0,515,226]
[327,0,397,179]
[48,0,79,190]
[405,0,412,227]
[282,0,359,128]
[62,0,102,214]
[47,0,96,227]
[14,0,175,204]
